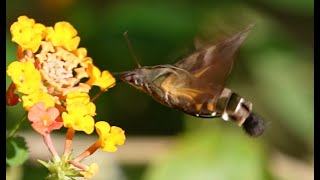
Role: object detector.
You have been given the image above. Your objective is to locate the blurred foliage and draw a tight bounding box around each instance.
[6,0,313,179]
[144,120,271,180]
[6,136,29,167]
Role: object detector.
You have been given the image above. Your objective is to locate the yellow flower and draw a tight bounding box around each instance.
[63,92,96,134]
[95,121,125,152]
[46,21,80,51]
[66,91,90,105]
[73,47,87,59]
[81,163,99,179]
[86,64,116,91]
[62,105,95,134]
[21,90,55,111]
[11,15,35,29]
[7,61,41,94]
[10,15,46,52]
[7,15,125,180]
[65,92,96,116]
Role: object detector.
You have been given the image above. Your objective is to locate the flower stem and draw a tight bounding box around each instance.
[17,46,24,61]
[90,90,103,102]
[63,128,75,156]
[43,134,60,161]
[69,160,88,171]
[6,113,27,139]
[73,141,100,162]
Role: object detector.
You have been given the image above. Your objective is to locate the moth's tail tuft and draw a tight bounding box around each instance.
[242,112,265,137]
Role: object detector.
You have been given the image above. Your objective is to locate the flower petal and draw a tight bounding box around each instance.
[46,22,80,51]
[28,103,62,135]
[10,16,46,52]
[86,64,116,91]
[95,121,125,152]
[7,61,41,95]
[81,163,99,179]
[22,90,55,111]
[28,102,47,122]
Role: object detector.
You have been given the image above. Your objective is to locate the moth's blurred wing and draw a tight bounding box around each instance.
[175,25,253,92]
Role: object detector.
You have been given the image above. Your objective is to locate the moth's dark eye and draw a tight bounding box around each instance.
[121,73,143,86]
[134,78,143,86]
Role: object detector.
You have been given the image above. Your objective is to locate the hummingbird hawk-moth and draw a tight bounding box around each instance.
[118,25,265,137]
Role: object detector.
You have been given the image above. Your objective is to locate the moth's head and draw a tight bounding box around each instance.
[119,69,146,89]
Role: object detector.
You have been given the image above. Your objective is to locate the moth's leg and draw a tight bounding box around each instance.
[164,91,175,107]
[147,79,175,107]
[149,83,162,94]
[169,88,198,110]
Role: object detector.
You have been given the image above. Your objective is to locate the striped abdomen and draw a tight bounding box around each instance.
[180,88,265,137]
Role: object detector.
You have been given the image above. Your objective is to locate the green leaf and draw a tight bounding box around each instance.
[6,136,29,167]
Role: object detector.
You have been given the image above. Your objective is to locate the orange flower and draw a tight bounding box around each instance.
[28,102,63,136]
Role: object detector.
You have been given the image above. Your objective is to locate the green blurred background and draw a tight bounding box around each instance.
[6,0,313,180]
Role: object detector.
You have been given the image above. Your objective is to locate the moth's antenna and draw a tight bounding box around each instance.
[123,31,141,68]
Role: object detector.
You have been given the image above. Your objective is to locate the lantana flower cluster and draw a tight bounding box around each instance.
[6,16,125,179]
